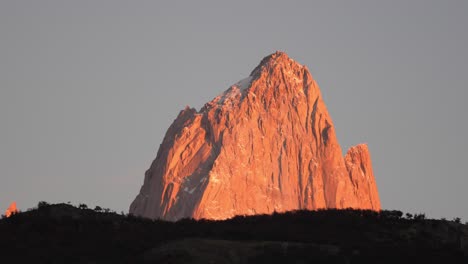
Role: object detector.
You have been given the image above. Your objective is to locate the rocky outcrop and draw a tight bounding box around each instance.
[345,144,381,210]
[5,202,18,217]
[130,51,380,221]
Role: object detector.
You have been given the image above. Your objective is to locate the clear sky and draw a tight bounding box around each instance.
[1,1,467,220]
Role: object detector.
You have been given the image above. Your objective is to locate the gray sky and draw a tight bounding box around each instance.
[1,0,467,220]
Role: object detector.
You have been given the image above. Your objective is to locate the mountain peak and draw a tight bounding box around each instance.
[130,53,380,221]
[260,51,290,64]
[205,51,308,113]
[250,51,303,77]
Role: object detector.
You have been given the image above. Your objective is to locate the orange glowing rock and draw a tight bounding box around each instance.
[130,52,381,221]
[5,202,18,217]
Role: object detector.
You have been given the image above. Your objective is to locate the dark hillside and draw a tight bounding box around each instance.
[1,203,467,263]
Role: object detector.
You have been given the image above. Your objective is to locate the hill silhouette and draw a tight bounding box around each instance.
[1,202,467,263]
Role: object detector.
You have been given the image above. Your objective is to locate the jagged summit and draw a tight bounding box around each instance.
[201,52,310,113]
[196,51,312,116]
[130,52,380,221]
[250,51,304,78]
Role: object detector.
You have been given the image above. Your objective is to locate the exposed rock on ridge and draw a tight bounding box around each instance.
[130,51,380,221]
[5,202,18,217]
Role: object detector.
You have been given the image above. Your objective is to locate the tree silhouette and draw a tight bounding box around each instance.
[414,213,426,220]
[38,201,49,208]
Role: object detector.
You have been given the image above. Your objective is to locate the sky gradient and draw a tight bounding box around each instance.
[1,1,467,220]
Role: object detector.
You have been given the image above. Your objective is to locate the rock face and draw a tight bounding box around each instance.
[130,52,380,221]
[345,145,381,210]
[5,202,18,217]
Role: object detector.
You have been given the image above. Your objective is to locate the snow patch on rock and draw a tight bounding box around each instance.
[234,76,253,91]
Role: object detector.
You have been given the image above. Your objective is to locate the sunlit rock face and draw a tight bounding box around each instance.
[130,52,380,221]
[5,202,18,217]
[345,144,381,210]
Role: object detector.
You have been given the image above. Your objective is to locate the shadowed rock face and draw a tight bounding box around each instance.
[130,52,380,221]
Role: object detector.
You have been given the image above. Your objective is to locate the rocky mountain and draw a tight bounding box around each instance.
[130,51,380,221]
